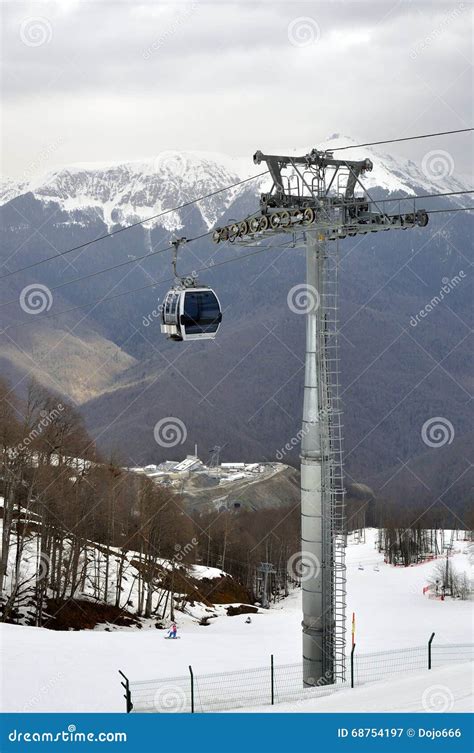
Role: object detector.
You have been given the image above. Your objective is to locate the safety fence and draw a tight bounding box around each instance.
[120,638,473,713]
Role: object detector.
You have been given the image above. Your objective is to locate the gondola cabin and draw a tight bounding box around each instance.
[160,286,222,342]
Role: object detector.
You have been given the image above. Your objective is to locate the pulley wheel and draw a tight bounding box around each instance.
[302,207,315,225]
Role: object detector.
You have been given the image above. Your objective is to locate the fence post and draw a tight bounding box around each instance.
[118,670,133,713]
[271,654,274,705]
[428,632,435,670]
[189,665,194,713]
[350,643,356,688]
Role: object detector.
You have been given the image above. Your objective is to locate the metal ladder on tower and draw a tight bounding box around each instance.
[320,241,347,683]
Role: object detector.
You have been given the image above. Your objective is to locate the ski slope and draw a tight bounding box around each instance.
[0,529,471,712]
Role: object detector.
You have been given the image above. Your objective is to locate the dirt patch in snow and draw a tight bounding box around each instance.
[196,575,252,604]
[226,604,258,616]
[43,598,140,630]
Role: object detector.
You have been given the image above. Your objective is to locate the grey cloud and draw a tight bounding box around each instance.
[2,0,472,178]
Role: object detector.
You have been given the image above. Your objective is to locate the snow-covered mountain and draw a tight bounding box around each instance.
[1,151,262,232]
[1,136,470,233]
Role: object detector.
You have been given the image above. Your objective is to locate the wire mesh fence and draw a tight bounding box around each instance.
[354,645,427,686]
[431,643,474,667]
[127,641,473,713]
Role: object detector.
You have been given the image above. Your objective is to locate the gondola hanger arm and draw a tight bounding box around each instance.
[170,237,188,283]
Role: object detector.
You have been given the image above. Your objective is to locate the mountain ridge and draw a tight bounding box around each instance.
[0,139,472,510]
[2,137,471,232]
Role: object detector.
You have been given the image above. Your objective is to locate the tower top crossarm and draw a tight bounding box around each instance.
[213,145,428,244]
[253,148,373,205]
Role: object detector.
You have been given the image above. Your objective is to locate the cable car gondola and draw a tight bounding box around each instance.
[160,284,222,341]
[160,238,222,342]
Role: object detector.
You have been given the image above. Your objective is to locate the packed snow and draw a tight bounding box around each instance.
[0,529,471,713]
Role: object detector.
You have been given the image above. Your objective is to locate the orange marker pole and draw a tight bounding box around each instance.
[351,611,355,648]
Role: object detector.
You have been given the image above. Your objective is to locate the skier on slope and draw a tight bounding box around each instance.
[168,622,178,639]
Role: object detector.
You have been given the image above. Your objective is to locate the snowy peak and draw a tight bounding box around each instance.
[312,134,470,198]
[0,177,28,206]
[36,152,246,232]
[1,152,254,232]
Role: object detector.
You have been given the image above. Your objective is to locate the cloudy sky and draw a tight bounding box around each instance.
[2,0,473,180]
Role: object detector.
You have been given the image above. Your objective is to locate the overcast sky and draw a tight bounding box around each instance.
[2,0,473,181]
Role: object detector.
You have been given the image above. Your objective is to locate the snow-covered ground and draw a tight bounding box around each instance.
[0,529,472,712]
[345,530,472,652]
[240,664,473,713]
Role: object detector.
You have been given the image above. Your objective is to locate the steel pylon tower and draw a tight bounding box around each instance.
[212,147,428,685]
